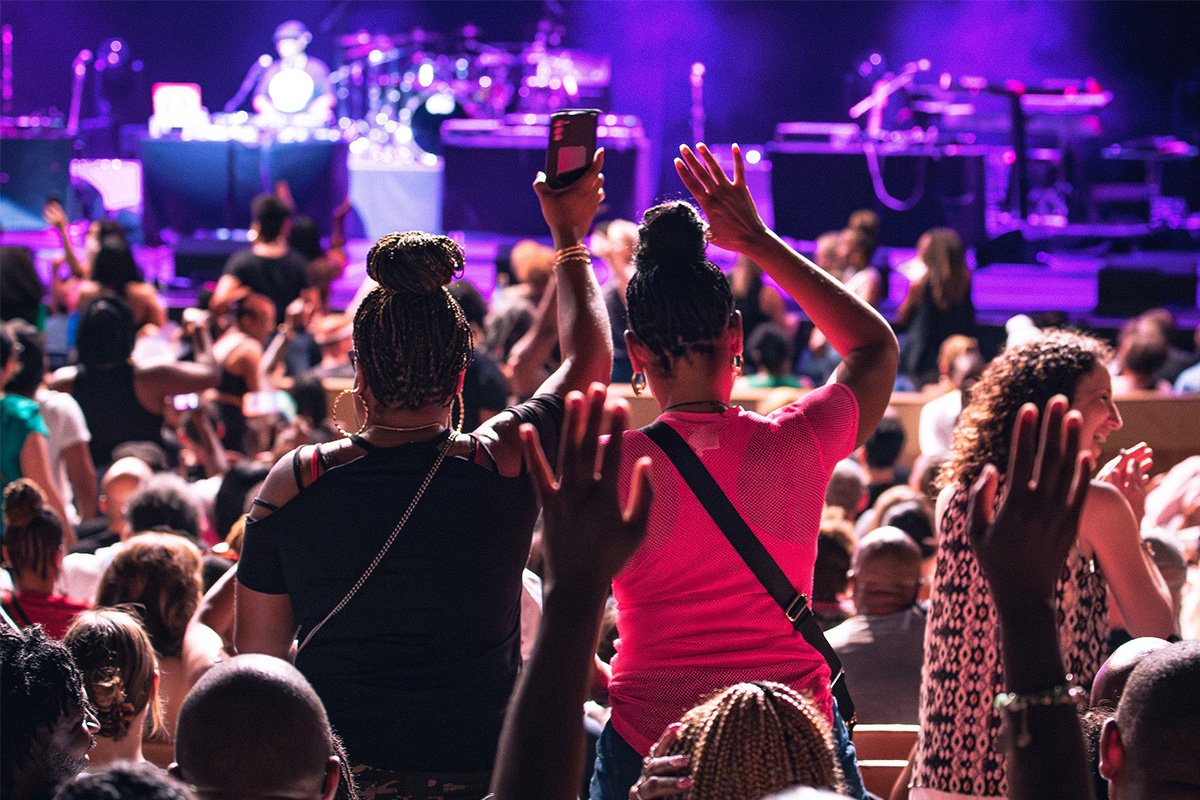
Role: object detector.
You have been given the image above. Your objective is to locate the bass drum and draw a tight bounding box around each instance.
[400,87,469,157]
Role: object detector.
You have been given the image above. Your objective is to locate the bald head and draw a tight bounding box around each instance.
[1092,637,1171,708]
[173,655,337,800]
[826,459,867,522]
[1102,640,1200,795]
[101,457,153,536]
[850,528,922,616]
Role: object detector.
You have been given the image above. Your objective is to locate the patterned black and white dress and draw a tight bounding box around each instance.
[911,484,1107,799]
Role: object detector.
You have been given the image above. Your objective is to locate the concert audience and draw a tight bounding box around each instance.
[7,130,1200,800]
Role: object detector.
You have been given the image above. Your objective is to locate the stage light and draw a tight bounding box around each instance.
[745,149,762,165]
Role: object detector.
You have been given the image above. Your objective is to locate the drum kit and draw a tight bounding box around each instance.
[333,23,609,163]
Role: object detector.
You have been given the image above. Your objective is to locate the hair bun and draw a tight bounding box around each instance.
[2,479,46,528]
[366,232,464,296]
[635,201,707,272]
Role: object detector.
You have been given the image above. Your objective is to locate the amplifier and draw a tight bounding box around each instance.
[441,116,651,237]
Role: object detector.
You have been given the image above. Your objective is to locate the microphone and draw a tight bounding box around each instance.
[225,54,274,113]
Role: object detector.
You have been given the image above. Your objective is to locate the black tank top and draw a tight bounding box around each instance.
[74,362,166,468]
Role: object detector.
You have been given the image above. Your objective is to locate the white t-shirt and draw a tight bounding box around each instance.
[35,388,91,515]
[918,389,963,458]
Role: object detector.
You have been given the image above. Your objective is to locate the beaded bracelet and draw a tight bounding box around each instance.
[994,685,1087,747]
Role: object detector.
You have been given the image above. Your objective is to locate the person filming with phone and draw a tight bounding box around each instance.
[234,128,612,797]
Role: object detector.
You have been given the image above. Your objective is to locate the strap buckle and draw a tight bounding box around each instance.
[785,592,811,623]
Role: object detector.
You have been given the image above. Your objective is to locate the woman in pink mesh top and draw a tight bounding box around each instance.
[589,144,899,800]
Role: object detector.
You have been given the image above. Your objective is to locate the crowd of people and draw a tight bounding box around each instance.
[2,139,1199,800]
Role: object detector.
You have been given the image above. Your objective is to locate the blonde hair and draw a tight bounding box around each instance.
[97,533,202,658]
[665,682,844,800]
[64,608,162,741]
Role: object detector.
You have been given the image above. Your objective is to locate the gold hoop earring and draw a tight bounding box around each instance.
[732,354,744,377]
[333,389,366,438]
[631,373,646,396]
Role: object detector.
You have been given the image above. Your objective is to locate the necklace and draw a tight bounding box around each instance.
[367,420,446,433]
[663,400,731,414]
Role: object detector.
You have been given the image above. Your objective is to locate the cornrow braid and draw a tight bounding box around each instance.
[354,232,473,410]
[626,202,734,374]
[940,329,1111,490]
[665,682,844,800]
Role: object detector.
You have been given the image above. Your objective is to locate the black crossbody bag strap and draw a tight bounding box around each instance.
[642,420,855,725]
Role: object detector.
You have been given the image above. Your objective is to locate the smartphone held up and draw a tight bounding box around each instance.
[545,109,600,190]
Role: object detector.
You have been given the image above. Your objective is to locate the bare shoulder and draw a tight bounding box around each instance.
[47,365,78,393]
[1084,479,1128,513]
[468,408,526,477]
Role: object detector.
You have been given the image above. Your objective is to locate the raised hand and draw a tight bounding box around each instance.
[533,148,606,247]
[630,723,692,800]
[967,395,1092,609]
[1097,441,1152,522]
[42,200,68,230]
[520,382,652,596]
[674,143,768,252]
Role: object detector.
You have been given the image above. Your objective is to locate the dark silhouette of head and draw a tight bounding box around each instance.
[56,761,196,800]
[1,625,94,800]
[172,655,338,800]
[76,296,137,368]
[252,194,293,244]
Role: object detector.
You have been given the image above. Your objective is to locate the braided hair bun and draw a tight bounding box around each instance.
[367,232,464,295]
[626,202,733,372]
[2,479,45,529]
[634,201,707,273]
[355,232,473,411]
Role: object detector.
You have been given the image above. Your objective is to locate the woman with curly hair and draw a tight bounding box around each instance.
[63,608,162,770]
[97,532,202,768]
[910,329,1175,799]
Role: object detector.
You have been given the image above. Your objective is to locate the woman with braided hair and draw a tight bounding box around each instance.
[660,682,844,800]
[63,608,162,771]
[592,144,898,800]
[235,152,612,797]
